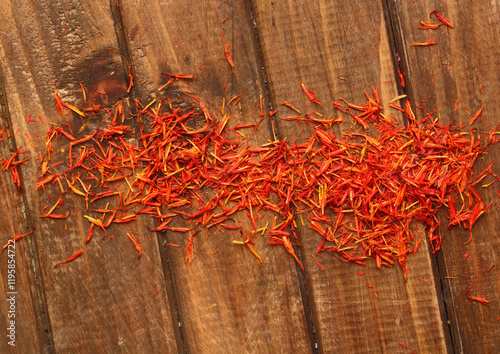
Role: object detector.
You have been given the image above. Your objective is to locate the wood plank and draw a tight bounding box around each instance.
[117,0,313,352]
[0,1,178,352]
[252,0,452,352]
[387,1,500,352]
[0,78,50,352]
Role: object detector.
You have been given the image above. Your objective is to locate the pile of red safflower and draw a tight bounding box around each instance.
[2,82,497,275]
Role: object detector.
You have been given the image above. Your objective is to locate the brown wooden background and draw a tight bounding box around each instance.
[0,0,498,353]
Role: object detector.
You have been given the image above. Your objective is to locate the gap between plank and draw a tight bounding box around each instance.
[246,2,320,352]
[108,1,188,353]
[381,1,455,353]
[0,66,55,353]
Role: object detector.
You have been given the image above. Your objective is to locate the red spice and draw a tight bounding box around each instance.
[398,68,405,88]
[245,242,262,263]
[366,284,379,299]
[311,253,324,270]
[281,101,301,114]
[470,106,485,125]
[410,39,438,47]
[466,283,490,306]
[398,342,414,353]
[300,81,323,107]
[126,66,134,93]
[106,48,121,54]
[227,92,244,106]
[418,21,442,30]
[54,250,85,267]
[54,83,85,117]
[127,233,141,258]
[25,115,37,123]
[0,228,35,253]
[430,11,454,29]
[221,29,234,68]
[85,224,95,243]
[185,231,198,263]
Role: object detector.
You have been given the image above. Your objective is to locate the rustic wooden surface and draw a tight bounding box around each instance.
[0,73,49,353]
[0,0,497,353]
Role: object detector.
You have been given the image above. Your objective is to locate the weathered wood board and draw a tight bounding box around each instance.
[387,1,500,352]
[0,74,49,353]
[0,1,178,352]
[252,0,450,352]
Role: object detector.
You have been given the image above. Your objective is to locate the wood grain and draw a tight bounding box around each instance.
[387,1,500,352]
[252,0,451,352]
[0,77,50,352]
[0,1,178,352]
[117,0,314,352]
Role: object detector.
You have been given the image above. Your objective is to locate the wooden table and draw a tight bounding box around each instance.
[0,0,498,353]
